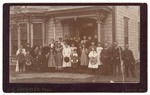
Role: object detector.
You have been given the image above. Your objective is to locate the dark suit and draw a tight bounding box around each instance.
[100,47,111,75]
[122,49,135,78]
[112,46,123,76]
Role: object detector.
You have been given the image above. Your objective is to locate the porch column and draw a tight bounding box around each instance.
[97,21,102,42]
[31,23,33,47]
[17,24,21,49]
[96,10,106,43]
[44,18,47,45]
[42,23,45,46]
[9,26,12,56]
[53,22,56,40]
[27,22,30,43]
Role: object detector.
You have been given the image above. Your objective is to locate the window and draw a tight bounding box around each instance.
[10,23,28,55]
[124,17,129,47]
[11,24,18,55]
[20,23,27,47]
[33,23,43,46]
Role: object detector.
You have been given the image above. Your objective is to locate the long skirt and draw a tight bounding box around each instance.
[80,53,88,66]
[48,55,56,68]
[55,53,63,69]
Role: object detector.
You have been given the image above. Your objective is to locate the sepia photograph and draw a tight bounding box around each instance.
[3,3,147,92]
[9,5,140,83]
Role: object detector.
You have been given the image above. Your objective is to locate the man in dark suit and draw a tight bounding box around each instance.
[112,41,123,76]
[122,44,136,78]
[100,42,111,76]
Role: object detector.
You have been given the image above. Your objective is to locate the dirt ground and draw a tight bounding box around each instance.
[9,65,140,83]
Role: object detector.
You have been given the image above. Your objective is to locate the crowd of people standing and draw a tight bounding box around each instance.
[15,35,136,78]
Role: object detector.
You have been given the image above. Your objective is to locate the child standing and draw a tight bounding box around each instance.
[70,49,79,72]
[88,47,99,73]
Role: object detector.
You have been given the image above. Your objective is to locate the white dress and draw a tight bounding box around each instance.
[96,47,103,65]
[62,47,72,67]
[88,51,98,69]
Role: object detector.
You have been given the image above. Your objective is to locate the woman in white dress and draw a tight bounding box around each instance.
[88,47,98,69]
[96,42,103,66]
[62,44,72,68]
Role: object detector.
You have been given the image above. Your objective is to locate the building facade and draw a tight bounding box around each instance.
[9,6,140,60]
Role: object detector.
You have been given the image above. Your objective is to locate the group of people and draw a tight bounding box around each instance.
[16,35,136,78]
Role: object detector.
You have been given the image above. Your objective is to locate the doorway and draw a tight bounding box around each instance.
[62,17,97,39]
[78,18,97,38]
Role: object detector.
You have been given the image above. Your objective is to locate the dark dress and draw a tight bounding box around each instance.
[80,48,89,66]
[42,46,50,71]
[30,49,39,72]
[47,52,56,68]
[55,45,63,70]
[41,54,48,72]
[122,49,135,78]
[36,54,43,72]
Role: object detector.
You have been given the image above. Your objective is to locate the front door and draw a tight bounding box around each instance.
[62,17,97,39]
[78,17,97,38]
